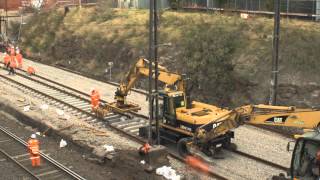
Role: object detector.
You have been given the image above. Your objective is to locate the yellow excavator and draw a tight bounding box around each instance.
[109,58,241,155]
[108,58,320,179]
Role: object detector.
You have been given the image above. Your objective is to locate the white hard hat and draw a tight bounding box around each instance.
[31,134,36,139]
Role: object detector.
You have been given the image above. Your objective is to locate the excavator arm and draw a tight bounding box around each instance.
[115,58,184,107]
[194,110,242,144]
[236,104,320,130]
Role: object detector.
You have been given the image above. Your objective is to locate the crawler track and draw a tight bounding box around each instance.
[0,125,86,180]
[0,67,288,179]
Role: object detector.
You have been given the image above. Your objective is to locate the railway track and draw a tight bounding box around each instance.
[231,150,288,171]
[0,124,86,180]
[0,67,289,179]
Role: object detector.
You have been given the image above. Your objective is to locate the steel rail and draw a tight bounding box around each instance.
[0,73,146,145]
[231,150,288,171]
[0,125,86,180]
[0,148,41,180]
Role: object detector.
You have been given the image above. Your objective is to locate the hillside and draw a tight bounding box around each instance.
[13,6,320,108]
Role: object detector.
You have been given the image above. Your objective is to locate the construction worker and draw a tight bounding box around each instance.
[27,134,41,167]
[16,50,23,69]
[90,88,100,111]
[185,155,209,174]
[139,142,151,156]
[27,66,36,76]
[8,55,17,75]
[3,52,10,69]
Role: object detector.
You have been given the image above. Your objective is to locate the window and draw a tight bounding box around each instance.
[173,95,185,109]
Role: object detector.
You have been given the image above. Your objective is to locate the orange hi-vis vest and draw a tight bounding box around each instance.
[27,139,40,155]
[142,143,151,154]
[16,53,23,66]
[10,56,17,68]
[91,90,100,109]
[4,55,10,65]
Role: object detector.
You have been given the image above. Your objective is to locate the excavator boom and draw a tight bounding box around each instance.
[236,104,320,130]
[115,58,184,108]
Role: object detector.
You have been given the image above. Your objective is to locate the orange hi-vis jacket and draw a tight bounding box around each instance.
[27,139,40,155]
[3,54,10,65]
[10,56,17,68]
[16,53,23,67]
[91,90,100,110]
[142,143,151,154]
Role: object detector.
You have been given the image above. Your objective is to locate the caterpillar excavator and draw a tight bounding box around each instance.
[108,58,241,155]
[105,58,320,179]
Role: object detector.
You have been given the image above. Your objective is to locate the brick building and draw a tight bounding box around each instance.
[0,0,22,10]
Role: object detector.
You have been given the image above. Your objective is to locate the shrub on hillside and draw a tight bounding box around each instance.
[181,19,239,106]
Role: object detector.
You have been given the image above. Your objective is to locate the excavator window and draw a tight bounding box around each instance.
[162,94,184,127]
[173,95,185,109]
[162,96,176,126]
[292,139,320,179]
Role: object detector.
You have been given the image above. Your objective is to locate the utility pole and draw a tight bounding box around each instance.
[5,0,8,38]
[153,0,160,145]
[148,0,155,145]
[269,0,280,105]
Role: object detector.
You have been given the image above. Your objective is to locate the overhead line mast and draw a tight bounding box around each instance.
[270,0,281,105]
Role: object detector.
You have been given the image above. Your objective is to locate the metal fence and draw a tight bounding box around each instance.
[114,0,169,9]
[180,0,320,20]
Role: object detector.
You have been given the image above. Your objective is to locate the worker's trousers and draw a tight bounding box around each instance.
[30,155,40,167]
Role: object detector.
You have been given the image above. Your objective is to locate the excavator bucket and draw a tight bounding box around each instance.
[95,101,141,118]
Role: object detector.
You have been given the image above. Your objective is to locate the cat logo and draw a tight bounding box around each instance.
[213,122,222,129]
[265,116,288,124]
[274,117,283,123]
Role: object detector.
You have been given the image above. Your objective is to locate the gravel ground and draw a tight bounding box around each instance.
[234,125,293,167]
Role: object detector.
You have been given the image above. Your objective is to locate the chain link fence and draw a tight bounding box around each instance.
[180,0,320,20]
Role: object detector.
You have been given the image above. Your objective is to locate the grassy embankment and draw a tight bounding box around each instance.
[15,7,320,107]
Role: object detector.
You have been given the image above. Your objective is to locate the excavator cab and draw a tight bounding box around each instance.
[289,135,320,180]
[160,91,186,127]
